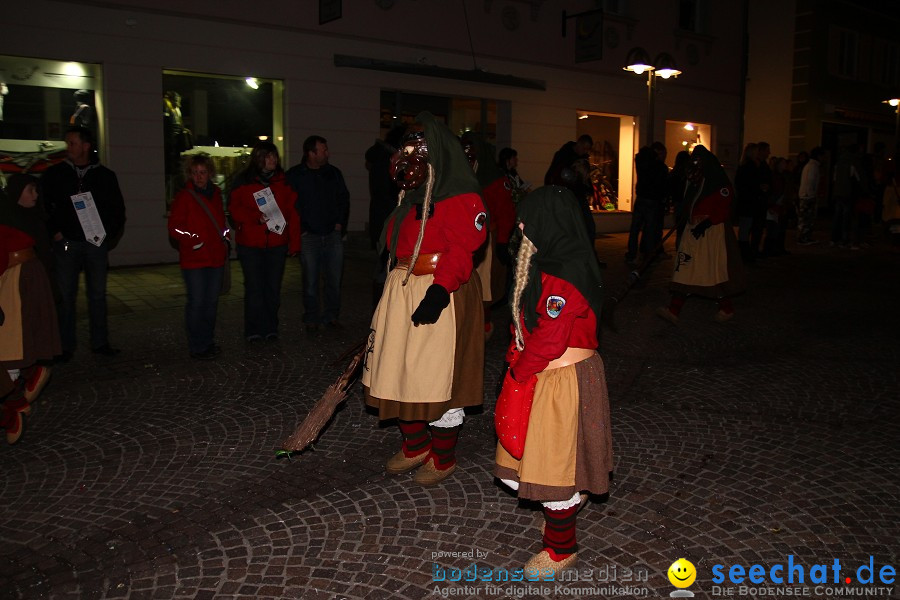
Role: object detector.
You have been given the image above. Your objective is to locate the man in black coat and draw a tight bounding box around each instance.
[42,126,126,360]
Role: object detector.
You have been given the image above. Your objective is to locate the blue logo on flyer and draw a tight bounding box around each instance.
[546,295,565,318]
[256,198,266,206]
[74,201,86,210]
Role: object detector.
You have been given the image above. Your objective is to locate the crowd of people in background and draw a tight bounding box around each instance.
[2,118,898,450]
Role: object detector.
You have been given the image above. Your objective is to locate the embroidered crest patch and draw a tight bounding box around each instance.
[546,295,566,318]
[474,211,487,231]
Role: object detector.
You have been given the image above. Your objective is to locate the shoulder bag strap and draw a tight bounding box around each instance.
[187,188,227,243]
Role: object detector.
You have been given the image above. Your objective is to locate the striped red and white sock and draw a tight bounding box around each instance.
[428,425,460,470]
[398,420,430,458]
[542,504,578,561]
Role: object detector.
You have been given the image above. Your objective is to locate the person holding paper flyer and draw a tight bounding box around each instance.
[42,126,126,361]
[228,141,300,342]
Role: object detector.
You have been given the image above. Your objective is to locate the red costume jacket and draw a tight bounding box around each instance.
[691,184,734,225]
[167,183,229,269]
[384,192,487,293]
[481,176,516,244]
[0,227,35,274]
[511,273,598,381]
[229,172,301,253]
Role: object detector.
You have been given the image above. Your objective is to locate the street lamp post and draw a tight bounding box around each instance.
[624,47,682,147]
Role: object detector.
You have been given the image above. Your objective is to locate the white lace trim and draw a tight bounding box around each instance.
[500,478,520,491]
[542,491,582,511]
[429,407,464,428]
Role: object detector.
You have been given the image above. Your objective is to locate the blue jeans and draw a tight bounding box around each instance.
[237,245,287,338]
[300,231,344,324]
[53,238,110,352]
[182,267,223,353]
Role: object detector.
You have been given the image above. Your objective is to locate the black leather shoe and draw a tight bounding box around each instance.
[91,344,120,356]
[55,350,74,363]
[190,347,218,360]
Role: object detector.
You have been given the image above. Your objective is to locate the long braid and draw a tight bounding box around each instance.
[401,164,435,286]
[511,235,536,351]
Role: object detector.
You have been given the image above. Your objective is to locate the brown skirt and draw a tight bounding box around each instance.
[0,259,61,369]
[495,354,613,502]
[670,223,745,298]
[365,272,484,422]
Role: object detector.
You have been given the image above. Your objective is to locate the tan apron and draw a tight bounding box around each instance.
[362,268,457,403]
[496,363,580,487]
[0,264,24,361]
[672,222,728,288]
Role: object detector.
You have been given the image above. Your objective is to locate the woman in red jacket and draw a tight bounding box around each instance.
[495,186,613,578]
[228,142,300,342]
[168,154,230,360]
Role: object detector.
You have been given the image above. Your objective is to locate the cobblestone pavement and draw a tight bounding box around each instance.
[1,227,898,600]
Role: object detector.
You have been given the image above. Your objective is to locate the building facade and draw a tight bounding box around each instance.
[2,0,745,265]
[745,0,899,160]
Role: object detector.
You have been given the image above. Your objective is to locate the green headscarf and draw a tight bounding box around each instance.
[380,112,482,258]
[517,186,604,338]
[685,145,732,204]
[463,133,504,189]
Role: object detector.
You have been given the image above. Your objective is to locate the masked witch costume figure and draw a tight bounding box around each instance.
[656,145,745,324]
[494,186,613,577]
[362,112,486,486]
[1,175,61,444]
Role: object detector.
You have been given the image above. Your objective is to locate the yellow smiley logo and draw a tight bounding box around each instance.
[668,558,697,588]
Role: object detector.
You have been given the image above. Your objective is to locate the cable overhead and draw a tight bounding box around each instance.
[461,0,478,70]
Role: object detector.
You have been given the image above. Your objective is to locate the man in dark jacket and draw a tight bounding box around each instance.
[286,135,350,332]
[42,126,126,359]
[625,142,668,264]
[364,125,404,308]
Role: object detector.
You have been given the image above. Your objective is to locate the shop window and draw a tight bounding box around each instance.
[0,54,102,179]
[162,70,284,211]
[577,111,634,212]
[380,90,498,143]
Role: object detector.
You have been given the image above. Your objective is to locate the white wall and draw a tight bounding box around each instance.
[745,0,796,158]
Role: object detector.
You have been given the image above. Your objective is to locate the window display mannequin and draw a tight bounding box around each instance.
[0,81,7,137]
[164,91,193,211]
[69,90,93,129]
[0,81,8,122]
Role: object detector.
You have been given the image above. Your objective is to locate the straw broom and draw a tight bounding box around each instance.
[278,340,366,455]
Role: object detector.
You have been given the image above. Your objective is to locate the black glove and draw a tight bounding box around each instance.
[411,284,450,325]
[691,219,713,239]
[495,242,510,266]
